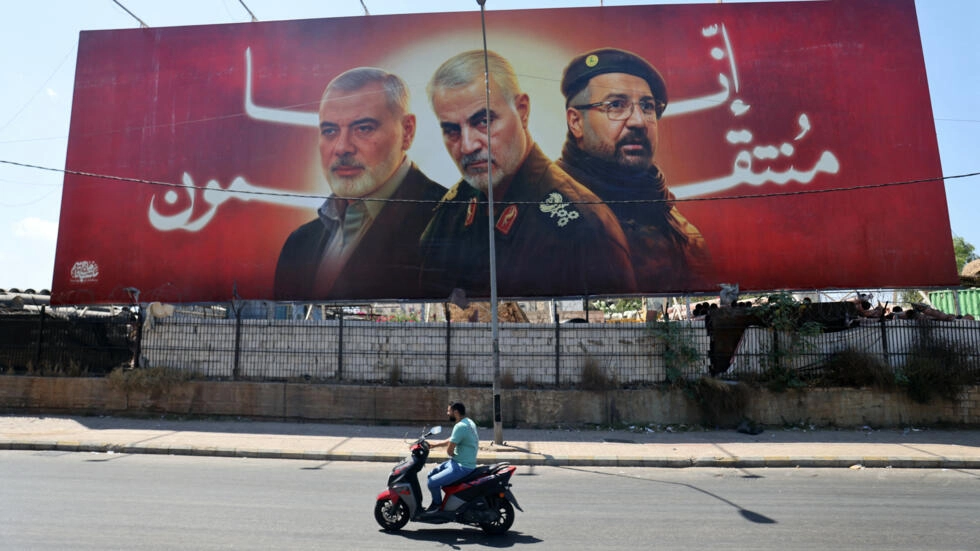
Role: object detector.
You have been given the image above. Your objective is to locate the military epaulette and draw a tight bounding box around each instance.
[441,183,461,202]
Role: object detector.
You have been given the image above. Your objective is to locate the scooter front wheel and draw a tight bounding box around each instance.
[374,497,410,531]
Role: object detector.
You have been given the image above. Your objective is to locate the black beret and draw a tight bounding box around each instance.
[561,48,668,116]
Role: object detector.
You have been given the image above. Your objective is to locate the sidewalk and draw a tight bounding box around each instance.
[2,415,979,469]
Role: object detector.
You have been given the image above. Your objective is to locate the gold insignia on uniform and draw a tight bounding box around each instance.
[495,204,519,235]
[464,197,478,226]
[539,192,581,228]
[442,185,459,201]
[585,54,599,68]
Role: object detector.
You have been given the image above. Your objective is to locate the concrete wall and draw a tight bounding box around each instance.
[141,319,712,383]
[1,377,976,428]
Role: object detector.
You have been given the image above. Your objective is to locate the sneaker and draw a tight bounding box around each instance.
[425,503,441,512]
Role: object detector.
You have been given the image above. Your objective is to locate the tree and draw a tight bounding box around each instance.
[590,298,643,315]
[953,236,978,273]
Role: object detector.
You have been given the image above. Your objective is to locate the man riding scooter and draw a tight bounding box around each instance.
[424,402,479,512]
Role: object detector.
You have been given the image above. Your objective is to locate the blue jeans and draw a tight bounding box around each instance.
[427,459,473,505]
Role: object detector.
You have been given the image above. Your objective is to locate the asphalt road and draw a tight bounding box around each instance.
[2,451,978,550]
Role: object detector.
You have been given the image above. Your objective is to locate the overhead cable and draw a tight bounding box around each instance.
[0,159,976,207]
[237,0,259,22]
[111,0,149,28]
[0,47,76,134]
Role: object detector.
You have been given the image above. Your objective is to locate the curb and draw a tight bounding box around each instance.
[4,441,979,469]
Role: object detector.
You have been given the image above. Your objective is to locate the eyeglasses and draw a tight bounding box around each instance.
[572,98,665,121]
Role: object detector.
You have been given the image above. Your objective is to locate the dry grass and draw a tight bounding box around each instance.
[817,349,895,390]
[387,361,401,386]
[451,364,468,386]
[902,342,977,403]
[500,369,516,389]
[107,365,196,394]
[579,354,617,390]
[689,377,750,426]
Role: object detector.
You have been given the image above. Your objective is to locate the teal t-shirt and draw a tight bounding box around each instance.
[449,417,479,468]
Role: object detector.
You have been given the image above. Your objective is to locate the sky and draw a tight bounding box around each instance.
[0,0,977,292]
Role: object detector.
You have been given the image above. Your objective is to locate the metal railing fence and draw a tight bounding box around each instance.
[2,305,978,386]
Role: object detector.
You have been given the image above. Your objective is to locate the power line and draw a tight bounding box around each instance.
[0,158,976,207]
[237,0,259,22]
[111,0,149,28]
[0,47,76,135]
[0,107,972,146]
[934,117,980,124]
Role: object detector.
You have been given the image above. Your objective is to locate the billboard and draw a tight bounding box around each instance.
[52,0,957,304]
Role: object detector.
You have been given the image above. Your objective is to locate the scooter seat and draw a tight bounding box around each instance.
[456,462,511,484]
[456,466,491,484]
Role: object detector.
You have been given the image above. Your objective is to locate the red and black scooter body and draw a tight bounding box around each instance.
[374,427,522,535]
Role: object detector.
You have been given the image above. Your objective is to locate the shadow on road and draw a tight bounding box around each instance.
[381,528,542,548]
[561,466,777,525]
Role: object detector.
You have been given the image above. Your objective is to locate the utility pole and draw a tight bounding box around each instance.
[477,0,503,445]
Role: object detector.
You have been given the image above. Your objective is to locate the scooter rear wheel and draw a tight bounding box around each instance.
[374,497,410,531]
[479,497,515,535]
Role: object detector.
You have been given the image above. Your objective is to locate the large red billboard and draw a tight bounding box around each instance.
[52,0,957,304]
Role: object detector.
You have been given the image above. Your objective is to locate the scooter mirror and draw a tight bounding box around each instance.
[429,426,443,436]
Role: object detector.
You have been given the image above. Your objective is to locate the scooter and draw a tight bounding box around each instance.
[374,426,523,535]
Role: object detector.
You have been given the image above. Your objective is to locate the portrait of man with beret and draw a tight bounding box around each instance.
[557,48,712,292]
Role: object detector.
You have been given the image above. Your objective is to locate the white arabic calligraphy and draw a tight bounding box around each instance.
[730,99,751,116]
[673,151,840,199]
[665,73,731,117]
[148,173,321,232]
[664,22,841,199]
[244,48,319,128]
[794,114,811,140]
[726,130,753,144]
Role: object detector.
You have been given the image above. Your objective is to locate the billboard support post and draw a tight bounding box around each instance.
[337,310,345,381]
[232,302,242,380]
[444,303,452,385]
[879,315,890,366]
[35,305,45,368]
[554,301,560,387]
[478,0,503,445]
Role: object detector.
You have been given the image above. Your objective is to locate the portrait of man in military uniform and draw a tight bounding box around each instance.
[557,48,712,292]
[419,50,636,299]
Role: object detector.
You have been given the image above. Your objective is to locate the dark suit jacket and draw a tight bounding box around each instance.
[274,164,445,301]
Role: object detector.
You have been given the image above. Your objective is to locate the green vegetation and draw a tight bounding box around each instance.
[647,319,700,385]
[749,293,823,392]
[590,298,643,315]
[953,236,977,273]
